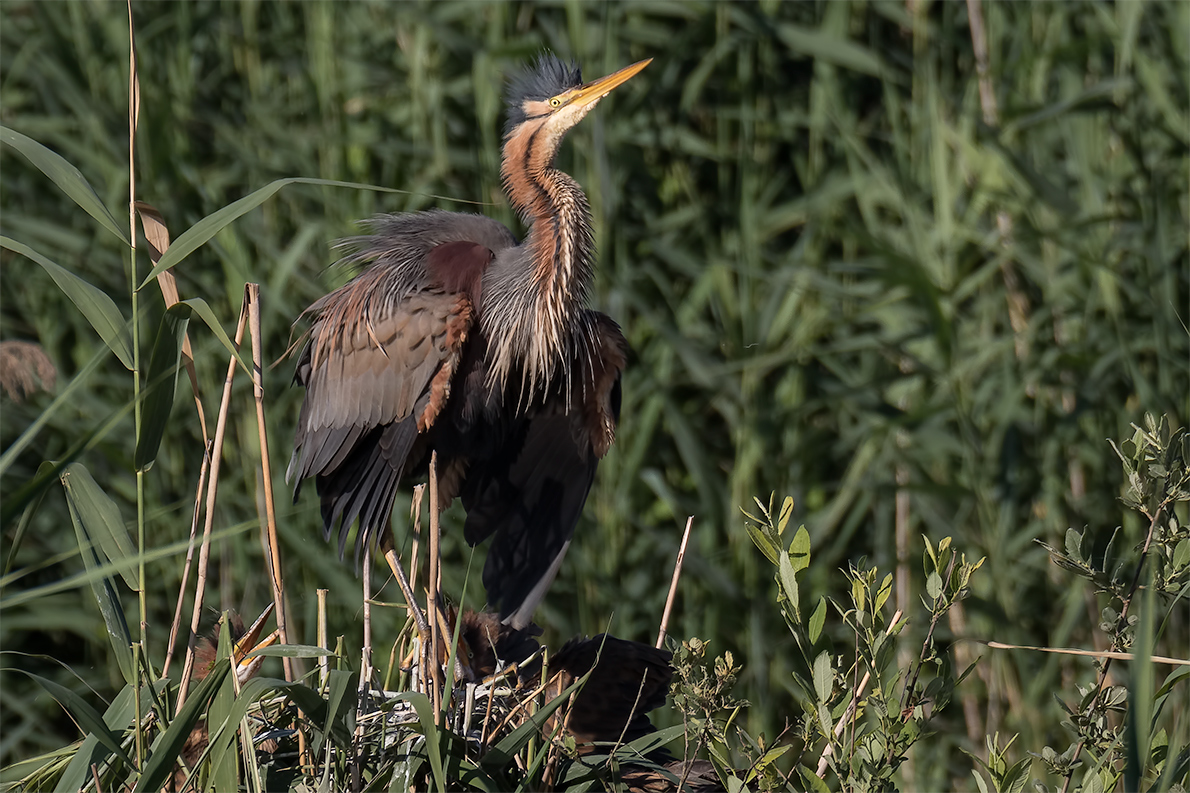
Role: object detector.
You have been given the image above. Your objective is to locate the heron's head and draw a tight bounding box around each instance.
[192,605,279,685]
[502,53,651,169]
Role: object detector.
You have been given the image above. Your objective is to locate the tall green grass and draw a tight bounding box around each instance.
[1,1,1186,788]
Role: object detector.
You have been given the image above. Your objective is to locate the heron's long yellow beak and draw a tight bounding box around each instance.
[566,58,652,109]
[232,603,279,682]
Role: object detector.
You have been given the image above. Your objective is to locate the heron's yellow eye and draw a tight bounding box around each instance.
[549,97,563,108]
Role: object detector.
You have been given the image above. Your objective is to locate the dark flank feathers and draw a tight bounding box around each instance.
[460,410,599,618]
[503,53,583,134]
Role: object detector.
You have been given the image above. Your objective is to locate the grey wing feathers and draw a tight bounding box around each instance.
[288,281,475,559]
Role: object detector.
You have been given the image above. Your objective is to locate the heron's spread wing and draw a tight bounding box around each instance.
[289,270,476,560]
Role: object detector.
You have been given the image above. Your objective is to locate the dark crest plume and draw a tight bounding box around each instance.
[503,53,583,134]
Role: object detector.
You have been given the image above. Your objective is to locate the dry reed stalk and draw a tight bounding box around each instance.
[491,667,566,739]
[384,614,414,691]
[542,706,570,790]
[480,671,498,746]
[462,681,477,735]
[379,475,428,645]
[656,516,693,648]
[246,283,294,683]
[427,452,443,721]
[409,482,425,592]
[161,441,210,679]
[317,588,329,691]
[176,298,249,709]
[983,641,1189,667]
[383,550,428,630]
[362,545,373,685]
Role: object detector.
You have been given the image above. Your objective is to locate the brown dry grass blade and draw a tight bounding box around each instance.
[134,201,208,441]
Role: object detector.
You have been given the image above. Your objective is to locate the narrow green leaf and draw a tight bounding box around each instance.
[22,670,134,767]
[392,691,445,792]
[1004,757,1031,793]
[134,659,231,792]
[1005,79,1131,133]
[808,597,827,644]
[60,465,134,684]
[4,461,55,578]
[208,616,239,793]
[178,297,250,375]
[984,136,1080,216]
[617,723,686,761]
[1153,666,1190,703]
[788,525,811,574]
[54,680,167,793]
[0,126,130,244]
[387,737,427,792]
[851,577,865,613]
[777,496,794,535]
[1171,539,1189,571]
[134,304,191,470]
[1065,528,1084,561]
[812,650,832,705]
[60,462,137,590]
[1154,730,1190,793]
[746,523,780,566]
[799,765,832,793]
[0,520,254,610]
[875,573,893,613]
[2,236,133,369]
[778,551,800,617]
[318,669,359,756]
[743,745,792,785]
[440,735,499,791]
[247,644,335,659]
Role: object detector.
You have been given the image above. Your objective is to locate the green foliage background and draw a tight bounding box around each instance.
[1,1,1186,787]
